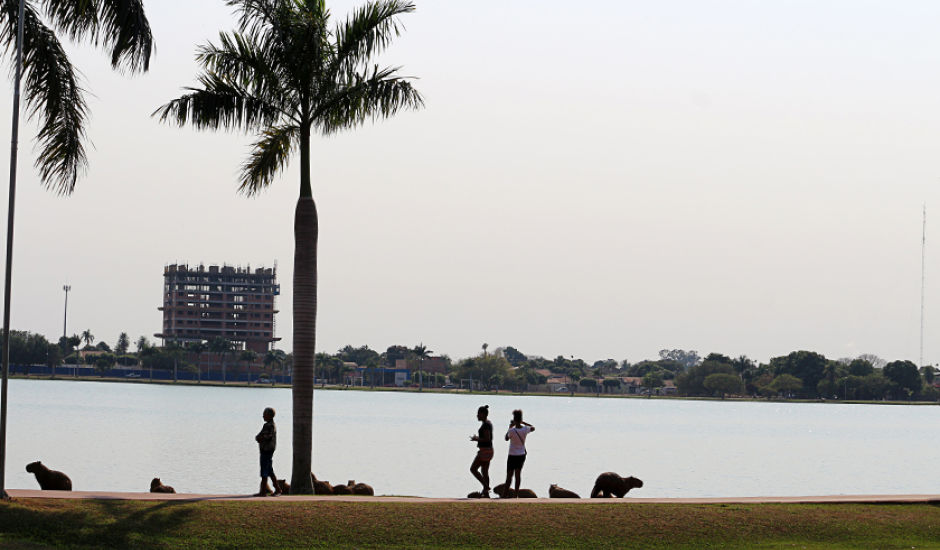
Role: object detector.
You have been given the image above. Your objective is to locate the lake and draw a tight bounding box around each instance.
[4,379,938,498]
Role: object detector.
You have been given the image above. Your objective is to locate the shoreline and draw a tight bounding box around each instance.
[7,489,940,504]
[8,374,940,406]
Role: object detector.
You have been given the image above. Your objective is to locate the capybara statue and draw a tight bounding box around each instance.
[466,491,484,498]
[590,472,643,498]
[25,461,71,491]
[276,479,291,494]
[310,473,333,495]
[493,483,536,498]
[549,484,580,498]
[149,477,175,493]
[351,482,374,496]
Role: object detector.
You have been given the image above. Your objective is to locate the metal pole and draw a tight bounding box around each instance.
[62,285,70,339]
[0,0,27,500]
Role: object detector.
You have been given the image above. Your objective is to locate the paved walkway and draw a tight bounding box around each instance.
[7,489,940,504]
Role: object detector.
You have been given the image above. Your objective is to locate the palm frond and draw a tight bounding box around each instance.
[198,32,294,118]
[1,0,88,194]
[315,64,422,135]
[42,0,153,72]
[152,75,282,132]
[332,0,414,74]
[97,0,153,72]
[239,124,297,194]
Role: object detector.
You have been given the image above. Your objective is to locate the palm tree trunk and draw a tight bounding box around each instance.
[291,194,318,493]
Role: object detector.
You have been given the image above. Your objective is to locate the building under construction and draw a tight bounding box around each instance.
[156,263,280,353]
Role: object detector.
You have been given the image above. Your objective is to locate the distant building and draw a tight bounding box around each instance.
[395,357,447,373]
[156,263,280,353]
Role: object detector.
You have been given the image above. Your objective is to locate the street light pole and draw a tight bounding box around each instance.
[0,0,28,500]
[62,285,70,339]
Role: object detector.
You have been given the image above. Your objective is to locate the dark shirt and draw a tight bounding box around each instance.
[257,420,276,453]
[477,420,493,449]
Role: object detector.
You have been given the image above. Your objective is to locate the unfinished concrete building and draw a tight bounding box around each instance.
[156,263,280,353]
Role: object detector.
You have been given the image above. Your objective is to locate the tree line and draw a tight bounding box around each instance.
[5,331,937,401]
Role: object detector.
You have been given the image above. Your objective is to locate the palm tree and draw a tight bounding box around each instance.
[264,349,285,385]
[185,340,208,383]
[208,337,233,384]
[412,343,431,391]
[165,340,185,383]
[155,0,422,494]
[0,0,153,193]
[135,335,149,354]
[115,332,130,355]
[80,329,94,348]
[240,349,258,381]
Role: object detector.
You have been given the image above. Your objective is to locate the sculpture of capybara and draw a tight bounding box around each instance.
[351,482,374,496]
[276,479,291,494]
[25,461,71,491]
[149,478,175,493]
[332,483,352,495]
[493,483,537,498]
[310,473,333,495]
[467,491,483,498]
[590,472,643,498]
[549,484,580,498]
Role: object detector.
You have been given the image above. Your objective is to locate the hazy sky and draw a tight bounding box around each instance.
[1,1,939,365]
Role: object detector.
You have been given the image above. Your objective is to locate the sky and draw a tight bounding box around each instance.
[1,1,940,366]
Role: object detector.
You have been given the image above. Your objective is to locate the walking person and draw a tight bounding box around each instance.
[503,409,534,497]
[254,407,281,497]
[470,405,494,498]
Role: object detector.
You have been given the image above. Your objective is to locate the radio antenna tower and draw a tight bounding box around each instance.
[920,204,927,368]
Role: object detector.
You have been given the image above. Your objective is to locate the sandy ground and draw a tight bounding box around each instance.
[6,489,940,504]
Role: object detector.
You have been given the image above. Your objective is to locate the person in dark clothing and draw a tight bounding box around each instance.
[470,404,493,498]
[254,407,280,497]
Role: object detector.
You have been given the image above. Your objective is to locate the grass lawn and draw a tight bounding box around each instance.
[1,498,939,549]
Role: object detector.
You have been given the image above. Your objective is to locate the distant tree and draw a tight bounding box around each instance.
[674,358,735,396]
[93,354,116,376]
[856,354,887,369]
[455,354,511,390]
[165,341,186,383]
[921,365,936,385]
[883,360,922,400]
[592,359,619,373]
[642,371,664,398]
[136,336,150,354]
[769,374,803,397]
[81,329,95,348]
[264,349,287,385]
[115,333,130,355]
[95,341,111,352]
[847,358,874,376]
[208,337,234,384]
[658,349,699,371]
[314,352,341,385]
[731,355,755,377]
[413,343,433,390]
[602,378,621,393]
[240,349,258,378]
[704,373,743,399]
[337,345,381,367]
[769,351,828,397]
[185,341,208,383]
[383,345,411,367]
[44,343,62,372]
[503,346,527,367]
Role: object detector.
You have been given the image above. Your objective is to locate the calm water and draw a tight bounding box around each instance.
[4,379,938,498]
